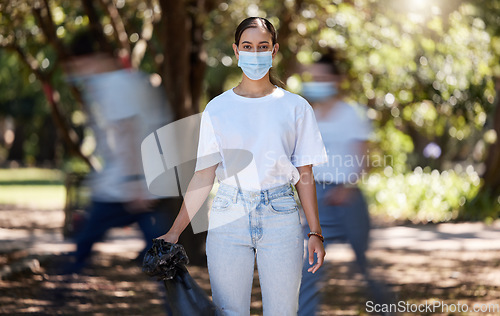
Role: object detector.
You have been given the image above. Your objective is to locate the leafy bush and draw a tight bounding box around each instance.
[361,166,482,223]
[460,188,500,223]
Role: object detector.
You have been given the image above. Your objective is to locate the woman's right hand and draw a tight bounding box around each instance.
[157,231,180,244]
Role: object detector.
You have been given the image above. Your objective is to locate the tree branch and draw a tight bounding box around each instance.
[9,43,98,171]
[32,0,68,59]
[131,0,155,68]
[81,0,113,54]
[98,0,130,54]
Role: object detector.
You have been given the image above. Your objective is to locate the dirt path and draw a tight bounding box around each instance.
[1,207,499,315]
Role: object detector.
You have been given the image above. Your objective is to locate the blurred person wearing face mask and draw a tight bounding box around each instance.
[298,55,393,315]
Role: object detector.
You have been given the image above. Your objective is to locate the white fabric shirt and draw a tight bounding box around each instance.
[81,69,173,202]
[312,101,372,184]
[195,87,327,191]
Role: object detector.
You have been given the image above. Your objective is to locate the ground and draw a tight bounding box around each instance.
[0,205,499,316]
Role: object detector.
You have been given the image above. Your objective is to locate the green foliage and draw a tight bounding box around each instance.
[1,0,500,220]
[62,156,91,175]
[370,121,414,174]
[361,167,481,223]
[0,167,63,183]
[460,188,500,223]
[307,0,496,171]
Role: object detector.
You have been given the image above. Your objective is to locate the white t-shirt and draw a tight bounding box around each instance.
[312,101,372,184]
[195,87,327,191]
[81,69,173,202]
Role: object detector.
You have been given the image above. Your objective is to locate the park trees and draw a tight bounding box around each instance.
[0,0,499,219]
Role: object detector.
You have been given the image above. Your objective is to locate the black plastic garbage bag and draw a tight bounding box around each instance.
[143,239,190,281]
[143,239,219,316]
[164,264,220,316]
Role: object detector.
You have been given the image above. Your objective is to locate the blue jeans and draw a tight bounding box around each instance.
[71,199,174,272]
[206,183,303,316]
[299,182,391,315]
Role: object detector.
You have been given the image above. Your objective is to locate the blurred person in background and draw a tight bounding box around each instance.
[62,30,176,273]
[298,54,393,315]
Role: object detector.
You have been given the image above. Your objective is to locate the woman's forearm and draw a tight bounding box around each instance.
[295,165,322,234]
[168,164,218,236]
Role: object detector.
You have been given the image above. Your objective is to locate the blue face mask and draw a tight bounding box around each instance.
[301,81,338,103]
[237,50,273,80]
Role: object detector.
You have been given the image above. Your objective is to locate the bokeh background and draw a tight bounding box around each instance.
[1,0,500,315]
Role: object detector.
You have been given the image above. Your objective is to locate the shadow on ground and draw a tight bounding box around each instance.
[1,206,499,315]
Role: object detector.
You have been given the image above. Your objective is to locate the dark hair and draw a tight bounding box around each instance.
[67,29,114,58]
[68,30,100,56]
[235,17,278,46]
[234,17,283,87]
[316,49,345,76]
[316,55,340,75]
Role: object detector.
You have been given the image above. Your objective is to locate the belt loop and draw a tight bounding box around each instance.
[264,190,269,205]
[233,187,238,203]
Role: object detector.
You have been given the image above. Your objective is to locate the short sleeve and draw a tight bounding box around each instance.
[291,103,328,167]
[194,110,223,172]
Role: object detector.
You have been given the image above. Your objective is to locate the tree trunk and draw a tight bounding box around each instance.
[159,0,194,119]
[481,79,500,195]
[155,0,223,265]
[405,124,429,168]
[278,0,304,81]
[7,120,25,162]
[189,8,207,115]
[36,116,58,166]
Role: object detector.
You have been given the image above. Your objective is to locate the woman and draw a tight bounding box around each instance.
[159,17,327,315]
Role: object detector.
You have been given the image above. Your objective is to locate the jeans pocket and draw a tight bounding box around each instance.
[270,195,297,214]
[211,196,231,211]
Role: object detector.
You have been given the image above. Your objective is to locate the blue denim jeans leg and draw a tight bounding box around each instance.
[206,183,304,316]
[299,182,370,315]
[72,199,174,272]
[299,182,393,315]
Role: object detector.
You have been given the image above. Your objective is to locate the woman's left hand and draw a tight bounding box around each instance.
[307,236,326,273]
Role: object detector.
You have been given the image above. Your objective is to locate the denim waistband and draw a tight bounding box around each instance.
[217,182,294,203]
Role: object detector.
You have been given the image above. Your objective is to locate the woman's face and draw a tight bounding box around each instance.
[232,26,279,59]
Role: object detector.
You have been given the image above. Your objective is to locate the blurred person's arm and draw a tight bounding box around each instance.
[158,164,218,243]
[296,165,325,274]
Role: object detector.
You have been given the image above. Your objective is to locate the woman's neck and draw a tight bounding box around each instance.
[234,74,276,98]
